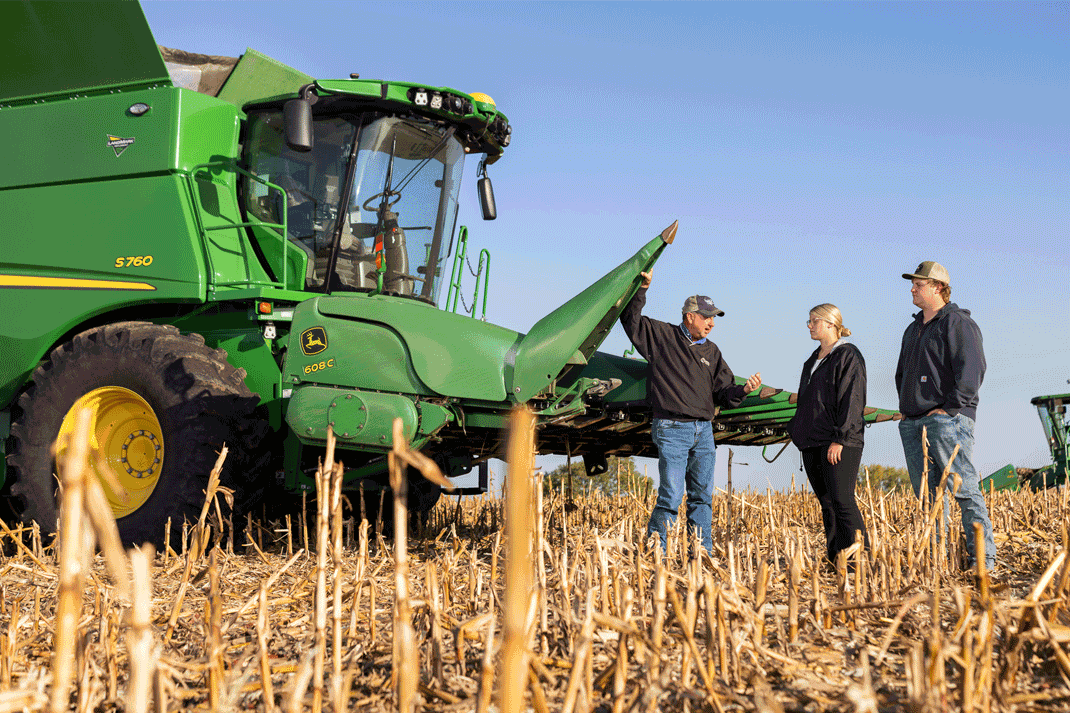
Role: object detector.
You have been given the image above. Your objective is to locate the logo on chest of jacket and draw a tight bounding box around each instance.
[700,357,710,367]
[920,376,927,382]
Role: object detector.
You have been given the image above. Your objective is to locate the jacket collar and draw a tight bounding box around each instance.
[802,339,849,389]
[679,321,707,345]
[913,302,959,324]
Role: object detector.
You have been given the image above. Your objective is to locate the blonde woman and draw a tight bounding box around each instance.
[787,304,869,566]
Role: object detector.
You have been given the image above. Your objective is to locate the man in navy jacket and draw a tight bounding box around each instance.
[621,270,761,555]
[896,261,996,571]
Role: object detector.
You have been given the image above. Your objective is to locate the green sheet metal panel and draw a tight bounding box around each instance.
[416,401,453,437]
[717,391,794,414]
[285,385,418,449]
[1,1,169,104]
[0,82,264,287]
[512,231,671,402]
[216,48,312,108]
[0,87,239,189]
[285,311,432,396]
[0,88,176,189]
[716,407,798,424]
[309,294,518,402]
[0,172,209,407]
[982,464,1020,492]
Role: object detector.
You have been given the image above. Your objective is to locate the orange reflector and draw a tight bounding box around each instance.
[258,301,272,314]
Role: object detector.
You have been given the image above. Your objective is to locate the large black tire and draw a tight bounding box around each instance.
[7,322,268,547]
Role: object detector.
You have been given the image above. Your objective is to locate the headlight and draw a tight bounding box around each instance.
[490,116,512,146]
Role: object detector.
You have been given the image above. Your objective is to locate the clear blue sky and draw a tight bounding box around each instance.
[145,1,1069,491]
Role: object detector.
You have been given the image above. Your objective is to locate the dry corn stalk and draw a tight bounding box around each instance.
[49,408,102,713]
[499,407,535,713]
[125,545,155,713]
[391,419,427,713]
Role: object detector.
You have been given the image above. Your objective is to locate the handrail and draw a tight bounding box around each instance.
[445,226,469,313]
[444,227,491,319]
[185,161,289,291]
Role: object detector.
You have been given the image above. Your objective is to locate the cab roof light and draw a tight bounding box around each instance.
[407,88,473,116]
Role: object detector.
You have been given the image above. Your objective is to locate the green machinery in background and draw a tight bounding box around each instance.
[983,393,1069,492]
[0,2,898,545]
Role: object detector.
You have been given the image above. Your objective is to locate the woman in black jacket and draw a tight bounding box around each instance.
[788,304,869,567]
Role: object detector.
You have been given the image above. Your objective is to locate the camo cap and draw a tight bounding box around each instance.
[902,261,951,286]
[682,295,724,318]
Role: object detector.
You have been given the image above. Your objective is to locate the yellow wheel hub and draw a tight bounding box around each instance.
[57,386,165,519]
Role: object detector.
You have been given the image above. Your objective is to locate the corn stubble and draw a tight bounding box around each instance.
[1,410,1069,711]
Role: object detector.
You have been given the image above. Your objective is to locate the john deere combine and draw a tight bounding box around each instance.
[1,2,897,544]
[983,393,1069,492]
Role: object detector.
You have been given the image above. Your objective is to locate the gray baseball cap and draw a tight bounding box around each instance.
[902,261,951,286]
[682,295,724,317]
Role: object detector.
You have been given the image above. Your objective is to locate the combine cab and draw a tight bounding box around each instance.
[984,393,1069,492]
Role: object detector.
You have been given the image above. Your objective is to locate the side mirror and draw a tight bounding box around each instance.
[478,175,496,221]
[477,158,496,220]
[284,98,313,152]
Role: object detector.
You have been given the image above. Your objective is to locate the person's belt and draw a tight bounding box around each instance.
[652,412,702,422]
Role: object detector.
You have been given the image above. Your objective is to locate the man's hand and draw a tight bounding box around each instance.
[827,442,843,465]
[744,373,762,393]
[639,270,652,289]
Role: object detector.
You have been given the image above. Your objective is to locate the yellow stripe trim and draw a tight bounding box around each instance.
[0,275,156,291]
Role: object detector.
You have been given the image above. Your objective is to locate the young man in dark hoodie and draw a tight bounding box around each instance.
[621,270,761,555]
[896,261,996,571]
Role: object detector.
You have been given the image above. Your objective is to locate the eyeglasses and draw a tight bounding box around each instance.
[806,318,829,327]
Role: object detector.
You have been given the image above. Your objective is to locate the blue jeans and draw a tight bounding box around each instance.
[648,419,716,554]
[899,413,996,568]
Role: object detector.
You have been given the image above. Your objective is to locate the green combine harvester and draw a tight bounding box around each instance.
[983,393,1069,492]
[0,2,897,545]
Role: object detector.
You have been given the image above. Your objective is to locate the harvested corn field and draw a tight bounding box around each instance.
[1,410,1069,713]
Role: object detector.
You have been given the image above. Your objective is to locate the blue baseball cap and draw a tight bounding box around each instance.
[682,295,724,318]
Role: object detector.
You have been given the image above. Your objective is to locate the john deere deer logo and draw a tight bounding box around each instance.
[301,327,328,356]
